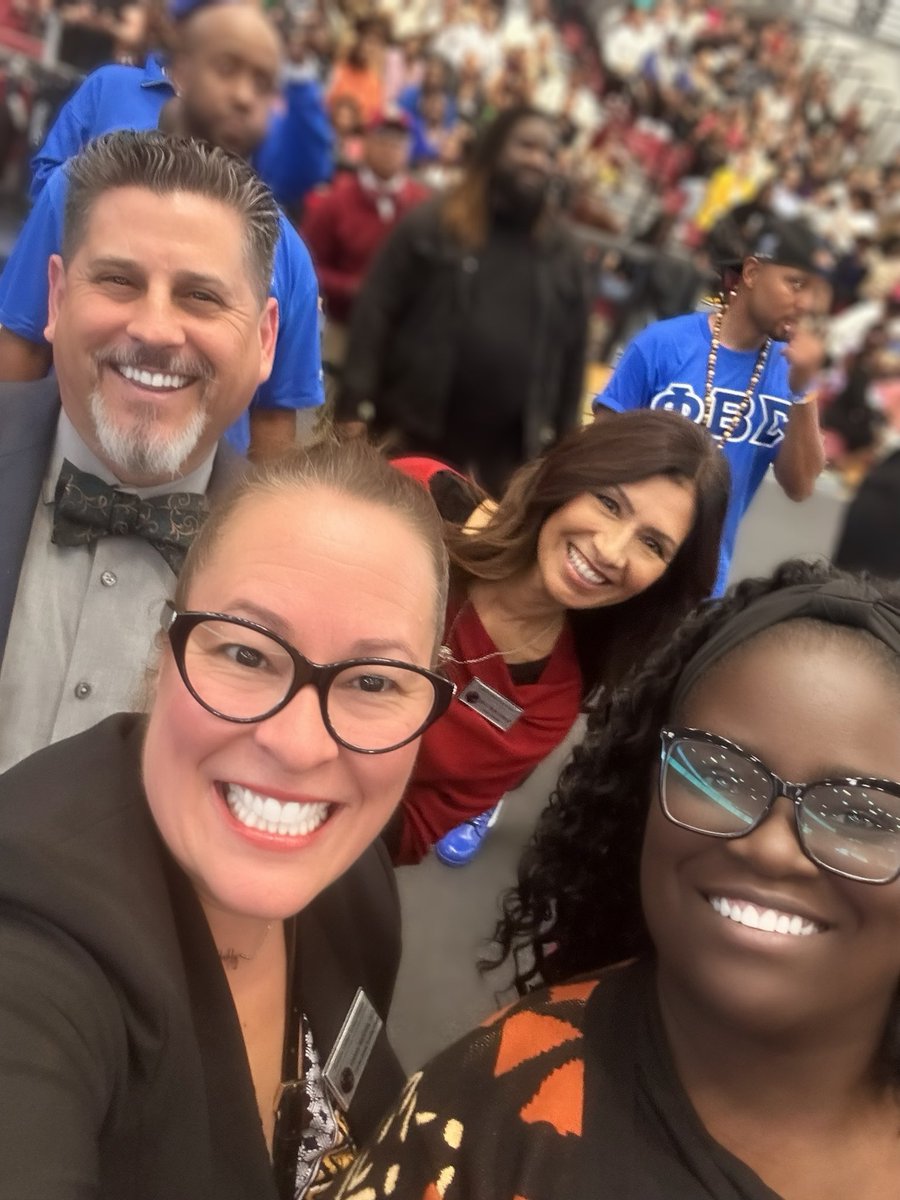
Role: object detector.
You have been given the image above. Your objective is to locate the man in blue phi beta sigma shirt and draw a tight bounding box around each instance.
[594,218,831,594]
[0,3,325,459]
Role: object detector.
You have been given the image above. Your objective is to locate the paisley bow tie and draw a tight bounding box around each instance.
[52,459,208,573]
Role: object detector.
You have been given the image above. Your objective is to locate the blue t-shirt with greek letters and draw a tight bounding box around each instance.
[595,311,794,594]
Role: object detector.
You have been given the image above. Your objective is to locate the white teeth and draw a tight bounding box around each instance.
[225,784,331,838]
[567,544,607,587]
[709,896,822,937]
[117,364,190,390]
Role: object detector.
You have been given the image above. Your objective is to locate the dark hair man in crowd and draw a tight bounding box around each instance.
[0,131,278,772]
[0,2,323,461]
[594,218,830,593]
[301,106,429,387]
[335,105,590,496]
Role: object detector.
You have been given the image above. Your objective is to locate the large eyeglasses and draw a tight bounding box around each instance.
[161,603,454,754]
[659,727,900,885]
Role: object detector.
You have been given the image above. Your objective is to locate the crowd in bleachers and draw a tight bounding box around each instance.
[256,0,900,284]
[269,0,898,468]
[0,0,897,476]
[3,1,899,290]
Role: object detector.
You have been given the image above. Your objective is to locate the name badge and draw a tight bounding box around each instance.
[323,989,382,1110]
[458,678,524,731]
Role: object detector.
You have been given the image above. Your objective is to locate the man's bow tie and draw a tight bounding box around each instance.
[52,459,208,573]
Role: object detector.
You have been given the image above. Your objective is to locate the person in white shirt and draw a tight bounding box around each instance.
[601,2,665,83]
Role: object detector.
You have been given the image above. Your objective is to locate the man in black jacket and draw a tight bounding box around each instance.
[335,106,590,495]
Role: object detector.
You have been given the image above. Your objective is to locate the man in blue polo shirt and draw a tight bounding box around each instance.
[0,2,325,458]
[595,218,830,593]
[30,0,332,207]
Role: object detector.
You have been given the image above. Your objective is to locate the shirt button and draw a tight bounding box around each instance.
[100,571,118,587]
[74,681,92,699]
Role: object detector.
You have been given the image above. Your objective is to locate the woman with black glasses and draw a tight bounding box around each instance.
[0,439,452,1199]
[327,560,900,1200]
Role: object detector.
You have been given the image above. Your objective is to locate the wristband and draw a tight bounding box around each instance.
[789,388,819,407]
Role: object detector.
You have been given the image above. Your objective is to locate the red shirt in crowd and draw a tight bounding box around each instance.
[301,170,429,324]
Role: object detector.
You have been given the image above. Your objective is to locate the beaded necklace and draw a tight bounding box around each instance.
[704,305,772,447]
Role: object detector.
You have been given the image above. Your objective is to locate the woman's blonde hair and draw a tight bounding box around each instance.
[175,438,450,656]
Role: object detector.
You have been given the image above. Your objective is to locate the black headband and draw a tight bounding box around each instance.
[672,580,900,713]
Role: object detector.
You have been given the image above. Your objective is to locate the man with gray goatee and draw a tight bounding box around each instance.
[0,130,279,772]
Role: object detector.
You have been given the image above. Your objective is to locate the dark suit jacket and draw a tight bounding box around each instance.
[0,714,405,1199]
[0,378,240,665]
[833,448,900,580]
[335,198,590,459]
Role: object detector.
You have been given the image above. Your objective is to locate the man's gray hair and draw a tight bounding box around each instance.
[63,130,280,304]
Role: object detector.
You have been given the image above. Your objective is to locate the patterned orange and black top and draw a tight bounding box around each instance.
[322,961,788,1200]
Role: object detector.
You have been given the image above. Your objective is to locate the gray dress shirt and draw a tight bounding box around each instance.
[0,414,215,773]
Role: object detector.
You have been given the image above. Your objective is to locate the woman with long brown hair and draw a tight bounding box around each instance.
[388,408,729,865]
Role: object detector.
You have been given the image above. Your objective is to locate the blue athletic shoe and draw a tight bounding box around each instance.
[434,802,503,866]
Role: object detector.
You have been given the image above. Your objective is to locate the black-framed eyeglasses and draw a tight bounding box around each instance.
[659,727,900,885]
[161,602,454,754]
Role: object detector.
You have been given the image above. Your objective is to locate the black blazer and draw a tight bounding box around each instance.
[335,197,590,458]
[0,379,239,665]
[833,448,900,580]
[0,714,405,1199]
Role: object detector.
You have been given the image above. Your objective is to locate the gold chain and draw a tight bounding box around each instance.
[438,601,563,669]
[217,921,273,971]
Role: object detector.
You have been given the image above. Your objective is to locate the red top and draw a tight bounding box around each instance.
[392,456,583,865]
[301,173,429,324]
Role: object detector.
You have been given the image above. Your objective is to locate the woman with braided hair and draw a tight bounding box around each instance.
[327,560,900,1200]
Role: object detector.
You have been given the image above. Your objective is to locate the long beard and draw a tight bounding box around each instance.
[491,168,550,227]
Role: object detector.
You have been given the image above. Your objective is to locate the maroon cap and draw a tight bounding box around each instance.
[367,106,411,133]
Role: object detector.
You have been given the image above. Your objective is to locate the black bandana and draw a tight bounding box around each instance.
[672,579,900,712]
